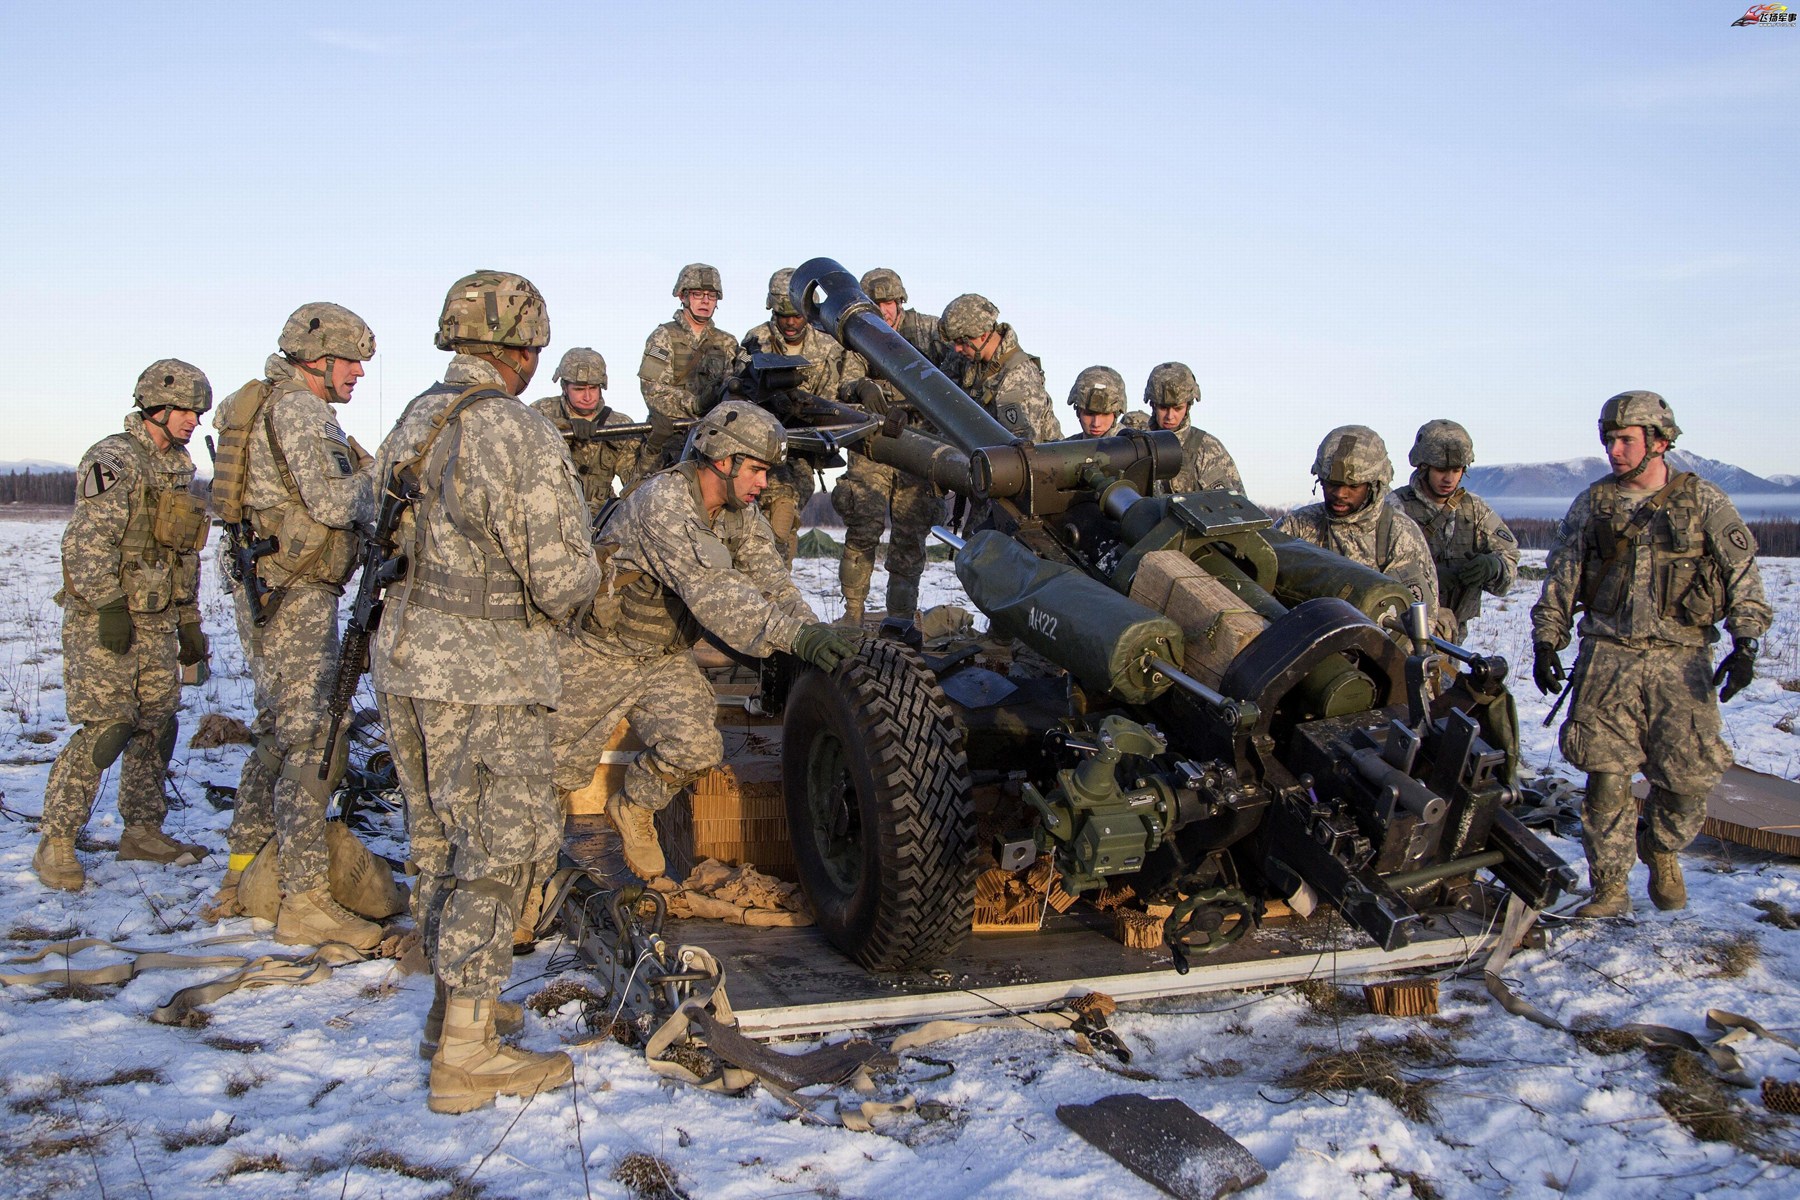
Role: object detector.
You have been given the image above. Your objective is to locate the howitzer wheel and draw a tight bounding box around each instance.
[782,639,977,971]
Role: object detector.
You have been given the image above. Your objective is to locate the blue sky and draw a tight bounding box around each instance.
[2,2,1793,504]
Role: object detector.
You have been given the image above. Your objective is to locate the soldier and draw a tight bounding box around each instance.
[937,293,1060,442]
[1531,391,1769,917]
[741,267,867,562]
[532,347,640,518]
[36,360,214,891]
[832,267,943,624]
[201,305,381,943]
[372,271,600,1114]
[638,263,739,471]
[1143,362,1244,493]
[1275,426,1439,614]
[1064,366,1128,439]
[550,401,857,885]
[1388,419,1520,643]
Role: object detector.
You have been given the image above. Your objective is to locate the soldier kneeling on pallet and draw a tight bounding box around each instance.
[548,401,860,886]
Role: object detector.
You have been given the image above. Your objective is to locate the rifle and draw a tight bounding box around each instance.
[319,465,421,779]
[203,435,279,626]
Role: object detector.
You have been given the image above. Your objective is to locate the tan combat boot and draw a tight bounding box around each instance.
[607,794,665,880]
[117,825,207,865]
[419,978,525,1059]
[33,836,84,892]
[428,996,572,1114]
[275,886,383,950]
[1573,878,1632,919]
[1642,844,1688,911]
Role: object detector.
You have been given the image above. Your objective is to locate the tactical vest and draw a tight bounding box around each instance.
[104,433,207,613]
[1578,472,1722,625]
[245,389,365,590]
[589,466,709,653]
[400,386,531,624]
[666,324,735,394]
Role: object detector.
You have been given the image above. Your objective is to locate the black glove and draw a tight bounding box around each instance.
[1454,552,1506,590]
[1713,637,1758,704]
[850,378,887,414]
[792,623,859,673]
[177,620,209,667]
[1532,643,1566,696]
[96,597,134,655]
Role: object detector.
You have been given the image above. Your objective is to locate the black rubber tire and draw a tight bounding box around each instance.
[782,640,977,971]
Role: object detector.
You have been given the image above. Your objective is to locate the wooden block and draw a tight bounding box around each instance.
[564,721,645,816]
[678,754,796,880]
[1129,551,1269,689]
[1361,978,1439,1016]
[973,866,1050,933]
[1115,910,1164,950]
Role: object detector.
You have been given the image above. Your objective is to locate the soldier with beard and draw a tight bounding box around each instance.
[1388,419,1518,643]
[1275,425,1438,614]
[1531,391,1769,917]
[36,361,215,891]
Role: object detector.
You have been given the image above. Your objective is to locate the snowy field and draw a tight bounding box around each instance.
[2,516,1799,1199]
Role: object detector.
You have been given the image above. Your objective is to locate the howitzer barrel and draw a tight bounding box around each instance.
[792,258,1016,455]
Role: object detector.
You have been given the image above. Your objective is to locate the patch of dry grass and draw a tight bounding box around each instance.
[1291,977,1364,1024]
[161,1117,235,1152]
[223,1069,267,1099]
[1751,899,1800,931]
[202,1035,264,1054]
[219,1151,287,1178]
[1701,931,1762,979]
[5,922,80,942]
[527,979,608,1032]
[1654,1049,1800,1166]
[2,1128,107,1166]
[354,1148,461,1184]
[1278,1034,1451,1122]
[613,1151,688,1200]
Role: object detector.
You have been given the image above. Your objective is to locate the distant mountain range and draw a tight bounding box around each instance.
[0,460,73,474]
[1464,449,1799,498]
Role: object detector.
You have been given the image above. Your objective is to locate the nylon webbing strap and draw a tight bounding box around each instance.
[407,561,527,620]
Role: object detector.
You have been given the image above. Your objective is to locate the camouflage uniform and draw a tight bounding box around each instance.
[1061,365,1129,440]
[637,270,740,475]
[1389,474,1518,642]
[1532,459,1769,898]
[951,325,1059,442]
[44,405,207,842]
[834,274,943,620]
[223,578,276,864]
[550,461,815,821]
[1142,363,1243,494]
[234,354,376,898]
[739,318,866,562]
[373,352,599,1000]
[530,395,639,516]
[1274,426,1439,612]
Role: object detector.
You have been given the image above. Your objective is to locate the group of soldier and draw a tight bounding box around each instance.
[32,260,1770,1115]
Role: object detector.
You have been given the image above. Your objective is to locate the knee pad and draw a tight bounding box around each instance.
[154,714,178,765]
[90,722,134,770]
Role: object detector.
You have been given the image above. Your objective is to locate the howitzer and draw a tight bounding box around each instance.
[318,466,420,781]
[203,435,278,625]
[758,259,1575,972]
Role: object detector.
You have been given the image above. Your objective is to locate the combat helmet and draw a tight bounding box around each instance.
[1311,425,1394,505]
[1598,390,1681,445]
[1144,362,1201,410]
[134,359,213,414]
[1408,419,1474,470]
[1069,366,1127,413]
[939,293,999,343]
[688,399,788,466]
[766,268,800,317]
[279,302,376,362]
[553,347,608,389]
[673,263,723,298]
[860,267,907,304]
[435,271,550,351]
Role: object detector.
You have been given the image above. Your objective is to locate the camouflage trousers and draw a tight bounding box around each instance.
[1559,639,1733,795]
[258,587,342,895]
[1579,772,1707,890]
[549,637,722,814]
[222,588,275,861]
[378,691,561,1000]
[832,455,939,618]
[758,462,816,565]
[42,605,180,839]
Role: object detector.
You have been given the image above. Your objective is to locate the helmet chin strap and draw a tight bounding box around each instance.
[293,354,349,402]
[1614,428,1661,486]
[701,454,750,512]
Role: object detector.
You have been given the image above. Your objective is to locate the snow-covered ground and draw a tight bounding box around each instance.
[2,519,1798,1199]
